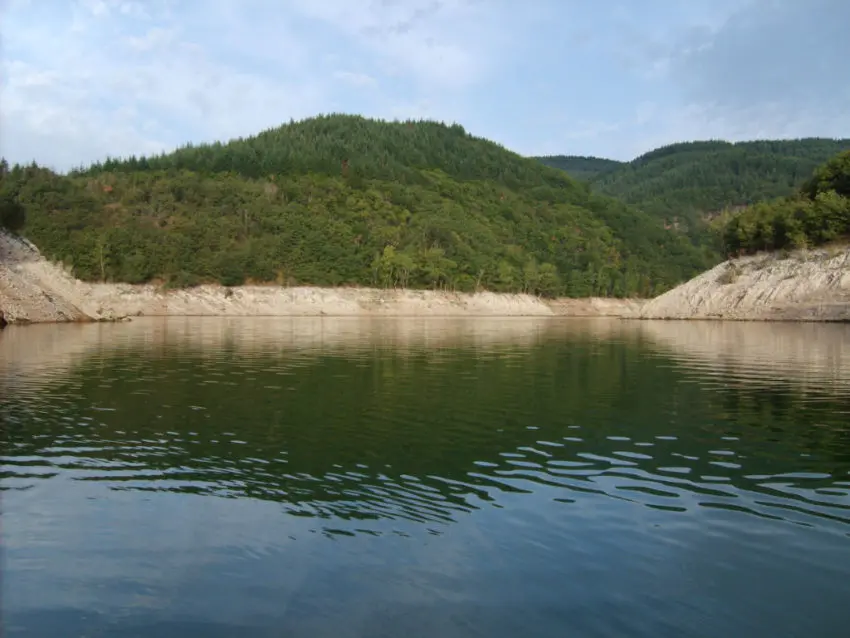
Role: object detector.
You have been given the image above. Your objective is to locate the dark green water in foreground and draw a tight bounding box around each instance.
[2,317,850,637]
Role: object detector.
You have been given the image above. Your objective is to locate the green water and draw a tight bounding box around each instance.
[2,317,849,637]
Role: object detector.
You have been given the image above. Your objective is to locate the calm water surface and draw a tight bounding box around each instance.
[2,317,850,637]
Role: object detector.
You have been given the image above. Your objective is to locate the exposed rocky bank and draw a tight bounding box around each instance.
[639,246,850,321]
[0,232,642,324]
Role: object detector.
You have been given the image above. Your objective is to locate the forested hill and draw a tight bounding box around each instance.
[565,138,850,247]
[723,149,850,255]
[532,155,623,181]
[83,115,580,191]
[2,115,712,298]
[0,160,25,232]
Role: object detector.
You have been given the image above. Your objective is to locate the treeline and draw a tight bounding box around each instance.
[79,114,582,194]
[0,116,713,298]
[0,159,26,232]
[4,163,706,297]
[723,151,850,255]
[546,139,850,253]
[532,155,623,181]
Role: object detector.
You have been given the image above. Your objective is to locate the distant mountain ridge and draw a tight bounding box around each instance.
[534,138,850,251]
[532,155,623,181]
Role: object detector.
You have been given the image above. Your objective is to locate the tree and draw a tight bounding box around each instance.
[0,195,25,232]
[11,115,715,296]
[720,150,850,255]
[537,263,561,298]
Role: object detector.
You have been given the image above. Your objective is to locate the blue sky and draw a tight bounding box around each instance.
[1,0,848,171]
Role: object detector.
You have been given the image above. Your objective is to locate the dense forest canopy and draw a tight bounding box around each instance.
[722,150,850,255]
[532,155,623,181]
[578,138,850,249]
[81,115,580,193]
[0,159,26,232]
[0,115,712,297]
[7,115,844,296]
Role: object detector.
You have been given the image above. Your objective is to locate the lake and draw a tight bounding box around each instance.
[2,317,849,637]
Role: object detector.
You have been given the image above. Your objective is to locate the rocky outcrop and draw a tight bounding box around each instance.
[1,231,641,324]
[639,246,850,321]
[546,297,645,317]
[8,230,849,325]
[0,232,94,323]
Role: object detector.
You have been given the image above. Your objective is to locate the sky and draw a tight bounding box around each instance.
[1,0,848,172]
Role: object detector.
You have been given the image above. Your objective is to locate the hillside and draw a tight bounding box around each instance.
[0,160,25,232]
[537,139,850,250]
[637,246,850,322]
[639,150,850,321]
[1,115,711,298]
[0,229,644,324]
[723,150,850,255]
[532,155,623,181]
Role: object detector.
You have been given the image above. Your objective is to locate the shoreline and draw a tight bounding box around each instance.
[637,246,850,323]
[0,283,647,326]
[1,228,643,325]
[1,230,644,325]
[4,231,849,326]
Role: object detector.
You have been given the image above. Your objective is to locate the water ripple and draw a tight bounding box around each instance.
[4,318,850,636]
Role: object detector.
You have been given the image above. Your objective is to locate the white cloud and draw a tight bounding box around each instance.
[667,0,850,134]
[75,0,151,19]
[0,0,499,170]
[125,27,175,53]
[0,0,846,169]
[332,71,379,88]
[290,0,499,90]
[77,0,108,17]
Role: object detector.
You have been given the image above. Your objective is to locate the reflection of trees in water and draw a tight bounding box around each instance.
[638,320,850,392]
[3,329,849,532]
[637,320,850,473]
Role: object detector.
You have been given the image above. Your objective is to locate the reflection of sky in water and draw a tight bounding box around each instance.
[7,478,849,637]
[3,317,850,637]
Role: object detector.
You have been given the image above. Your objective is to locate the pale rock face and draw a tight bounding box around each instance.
[0,232,92,323]
[6,230,847,325]
[639,247,850,322]
[1,232,639,324]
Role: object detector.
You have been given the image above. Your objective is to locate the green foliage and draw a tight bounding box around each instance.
[80,114,584,194]
[540,138,850,255]
[6,115,714,297]
[722,151,850,255]
[801,150,850,199]
[716,263,741,285]
[533,155,624,181]
[0,195,25,232]
[0,159,27,232]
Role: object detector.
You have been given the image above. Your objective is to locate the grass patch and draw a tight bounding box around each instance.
[716,263,741,285]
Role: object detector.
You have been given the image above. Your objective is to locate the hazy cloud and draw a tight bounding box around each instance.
[0,0,846,169]
[332,71,379,88]
[668,0,850,134]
